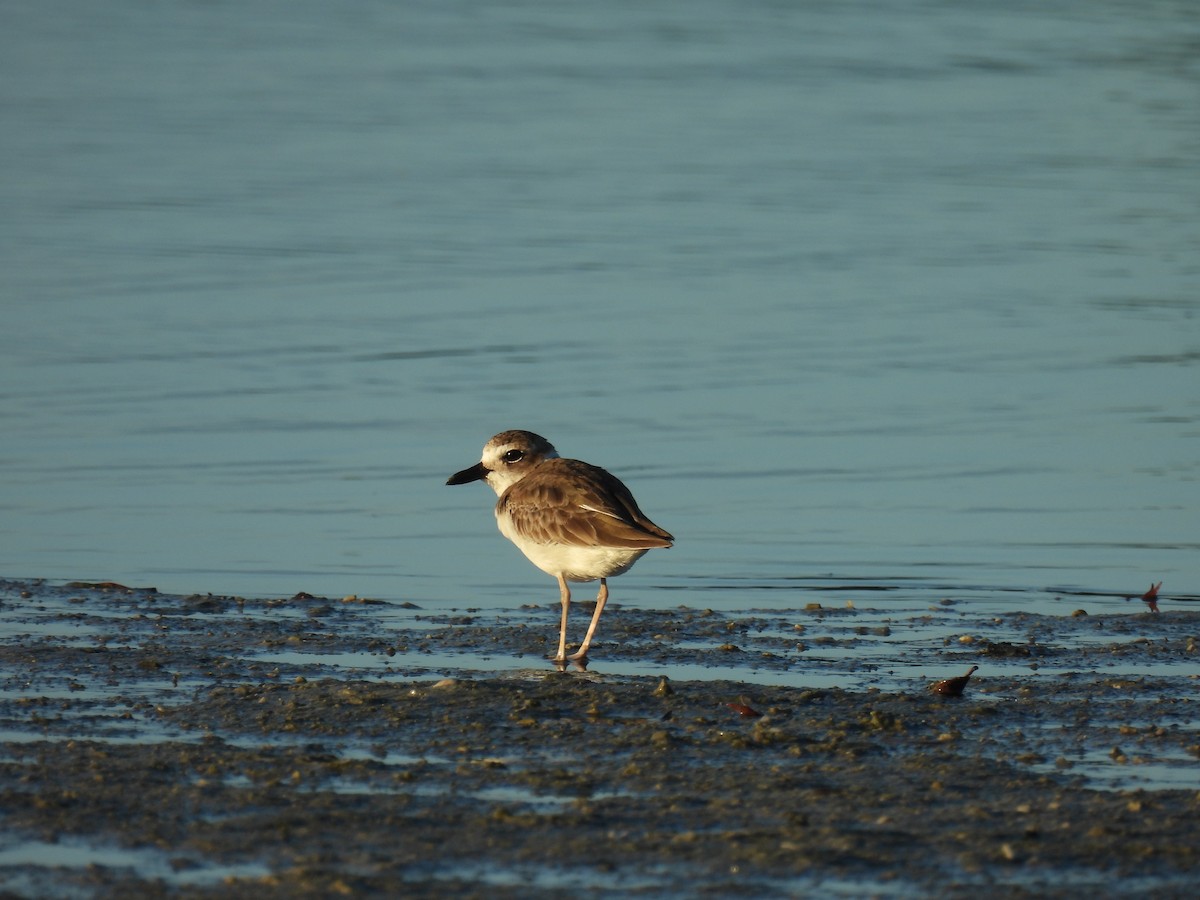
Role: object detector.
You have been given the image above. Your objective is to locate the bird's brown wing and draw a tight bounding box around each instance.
[497,459,673,549]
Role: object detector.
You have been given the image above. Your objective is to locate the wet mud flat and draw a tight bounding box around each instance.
[1,579,1198,897]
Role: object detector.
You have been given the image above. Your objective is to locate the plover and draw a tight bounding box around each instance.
[447,430,673,663]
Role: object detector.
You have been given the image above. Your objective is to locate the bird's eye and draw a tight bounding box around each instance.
[503,449,524,463]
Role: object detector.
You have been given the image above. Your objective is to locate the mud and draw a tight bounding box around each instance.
[1,578,1198,897]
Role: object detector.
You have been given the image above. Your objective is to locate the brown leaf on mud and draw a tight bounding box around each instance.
[1139,581,1162,613]
[727,702,763,719]
[930,665,979,697]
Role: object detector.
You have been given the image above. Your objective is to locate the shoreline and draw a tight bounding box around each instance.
[2,578,1198,897]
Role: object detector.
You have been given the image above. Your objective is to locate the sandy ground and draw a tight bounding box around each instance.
[1,578,1198,898]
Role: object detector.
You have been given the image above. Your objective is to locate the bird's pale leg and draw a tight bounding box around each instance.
[554,574,572,662]
[568,578,608,661]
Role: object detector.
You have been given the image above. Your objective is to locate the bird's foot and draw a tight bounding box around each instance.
[551,654,588,672]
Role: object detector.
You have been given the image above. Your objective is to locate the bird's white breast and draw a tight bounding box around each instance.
[496,509,648,581]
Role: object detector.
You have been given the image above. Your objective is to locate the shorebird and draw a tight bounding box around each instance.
[447,430,673,663]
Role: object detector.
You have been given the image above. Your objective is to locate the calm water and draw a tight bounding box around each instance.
[2,0,1197,611]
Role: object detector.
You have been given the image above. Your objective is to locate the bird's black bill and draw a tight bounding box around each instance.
[446,462,488,485]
